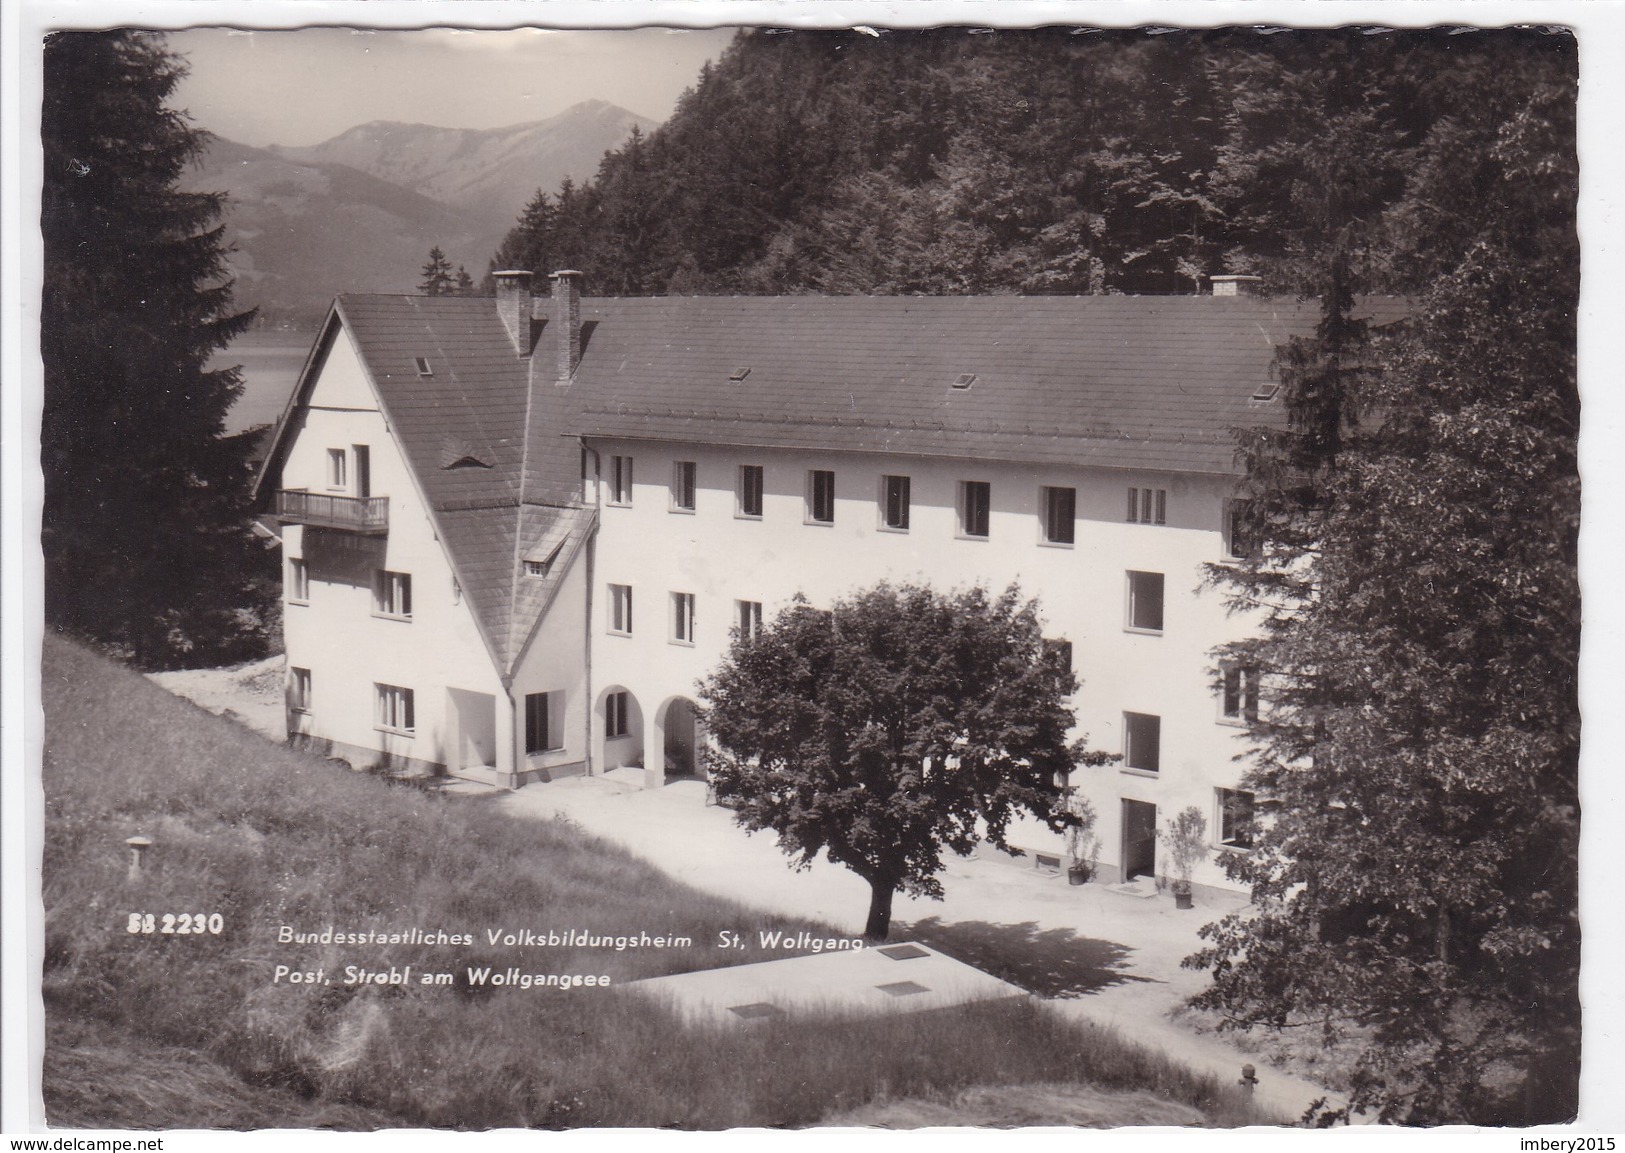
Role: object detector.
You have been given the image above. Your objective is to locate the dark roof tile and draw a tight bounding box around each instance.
[544,294,1405,475]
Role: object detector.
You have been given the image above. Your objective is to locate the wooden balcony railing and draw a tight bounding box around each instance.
[274,490,389,534]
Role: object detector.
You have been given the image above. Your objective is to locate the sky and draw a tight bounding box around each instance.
[166,26,738,147]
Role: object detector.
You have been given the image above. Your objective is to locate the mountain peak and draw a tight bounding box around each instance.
[283,100,649,152]
[190,99,655,324]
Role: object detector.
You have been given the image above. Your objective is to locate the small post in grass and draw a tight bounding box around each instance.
[125,835,153,882]
[1239,1063,1259,1096]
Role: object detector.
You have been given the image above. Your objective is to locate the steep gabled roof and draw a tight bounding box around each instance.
[551,294,1407,474]
[257,294,588,677]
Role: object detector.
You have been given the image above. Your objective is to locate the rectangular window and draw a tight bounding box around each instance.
[525,691,560,754]
[608,455,634,506]
[736,599,763,640]
[290,667,312,713]
[1123,712,1161,773]
[287,557,309,604]
[959,480,991,539]
[1217,788,1256,849]
[671,460,697,512]
[672,591,696,644]
[1221,664,1261,724]
[375,684,415,735]
[737,465,764,518]
[326,448,347,490]
[1226,498,1256,559]
[1126,570,1164,633]
[373,570,412,620]
[881,474,911,531]
[1127,486,1167,525]
[605,690,630,739]
[1041,486,1076,545]
[807,470,835,525]
[609,583,633,635]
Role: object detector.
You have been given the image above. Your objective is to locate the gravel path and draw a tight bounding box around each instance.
[146,655,286,741]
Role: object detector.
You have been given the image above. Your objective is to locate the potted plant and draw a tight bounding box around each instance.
[1159,805,1208,909]
[1061,792,1101,885]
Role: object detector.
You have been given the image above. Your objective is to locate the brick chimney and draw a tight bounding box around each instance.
[493,270,533,356]
[550,270,583,383]
[1210,274,1264,297]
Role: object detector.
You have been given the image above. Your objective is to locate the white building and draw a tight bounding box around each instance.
[256,271,1402,895]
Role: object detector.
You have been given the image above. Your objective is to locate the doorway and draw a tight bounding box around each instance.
[663,698,697,777]
[447,688,496,771]
[1121,799,1158,880]
[352,444,371,499]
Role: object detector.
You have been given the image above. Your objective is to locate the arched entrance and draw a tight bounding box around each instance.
[596,685,644,772]
[663,698,698,777]
[645,695,706,790]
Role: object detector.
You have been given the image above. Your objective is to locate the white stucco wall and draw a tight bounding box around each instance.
[585,437,1264,891]
[508,548,591,778]
[278,327,511,775]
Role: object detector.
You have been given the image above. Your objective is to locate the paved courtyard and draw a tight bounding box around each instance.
[500,768,1342,1123]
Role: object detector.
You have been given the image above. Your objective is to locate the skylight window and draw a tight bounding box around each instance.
[729,366,752,382]
[1251,383,1280,401]
[415,357,433,377]
[952,373,977,390]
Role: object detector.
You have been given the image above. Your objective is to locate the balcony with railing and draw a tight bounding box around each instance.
[274,490,389,534]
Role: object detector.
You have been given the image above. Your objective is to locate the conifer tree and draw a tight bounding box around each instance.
[418,245,455,296]
[41,30,265,669]
[1188,44,1579,1124]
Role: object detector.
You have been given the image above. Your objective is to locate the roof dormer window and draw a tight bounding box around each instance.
[440,435,492,470]
[729,367,752,382]
[1251,383,1280,401]
[523,541,565,579]
[415,357,433,377]
[952,373,977,390]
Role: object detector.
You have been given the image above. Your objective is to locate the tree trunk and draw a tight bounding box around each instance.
[863,879,895,942]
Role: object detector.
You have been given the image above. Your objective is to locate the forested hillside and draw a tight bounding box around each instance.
[493,27,1571,299]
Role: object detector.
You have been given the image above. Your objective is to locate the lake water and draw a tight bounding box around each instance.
[215,331,314,433]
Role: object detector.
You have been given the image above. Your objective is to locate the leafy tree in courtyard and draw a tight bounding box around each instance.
[418,245,455,296]
[41,30,267,669]
[1188,40,1579,1125]
[701,583,1111,940]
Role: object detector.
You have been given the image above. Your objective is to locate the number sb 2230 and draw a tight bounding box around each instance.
[126,912,223,935]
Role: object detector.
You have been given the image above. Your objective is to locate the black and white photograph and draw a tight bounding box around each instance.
[3,0,1617,1142]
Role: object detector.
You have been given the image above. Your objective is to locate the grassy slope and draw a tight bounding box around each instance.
[41,635,1276,1129]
